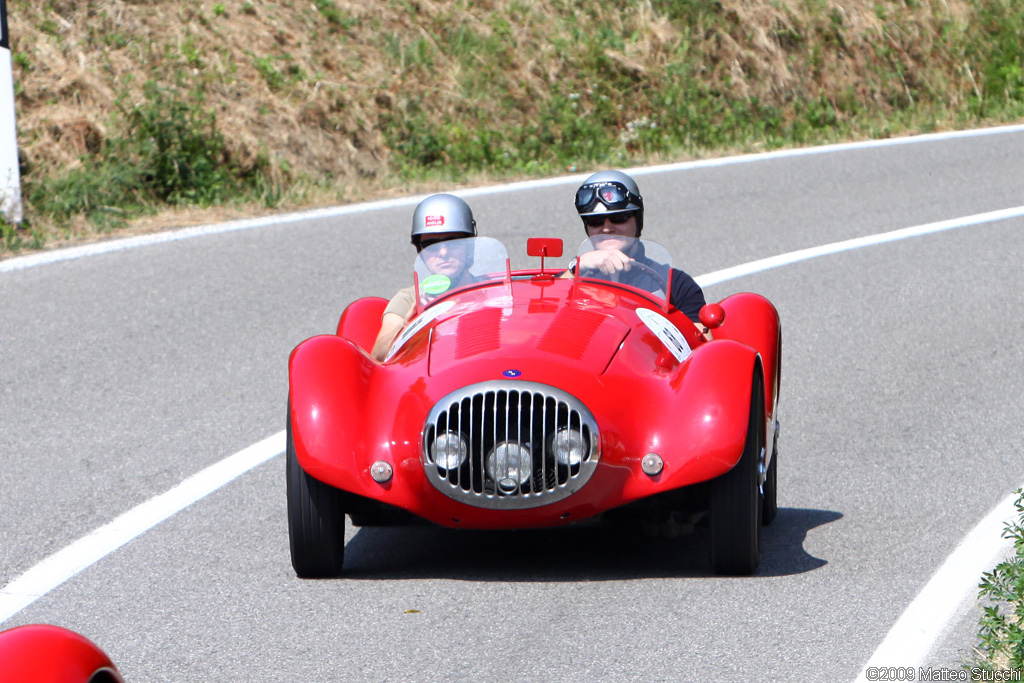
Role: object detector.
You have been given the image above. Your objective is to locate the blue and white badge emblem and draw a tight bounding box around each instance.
[503,369,522,378]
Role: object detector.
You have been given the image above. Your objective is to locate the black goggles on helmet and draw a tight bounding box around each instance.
[574,181,643,214]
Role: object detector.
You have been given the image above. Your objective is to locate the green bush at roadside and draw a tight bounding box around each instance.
[22,83,277,233]
[972,489,1024,672]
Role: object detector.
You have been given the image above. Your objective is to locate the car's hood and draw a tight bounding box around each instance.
[426,301,631,376]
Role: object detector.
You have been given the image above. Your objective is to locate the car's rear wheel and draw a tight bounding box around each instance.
[709,372,764,575]
[286,419,346,578]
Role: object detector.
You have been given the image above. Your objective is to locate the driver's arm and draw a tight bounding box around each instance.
[559,250,631,279]
[371,312,407,361]
[371,287,416,361]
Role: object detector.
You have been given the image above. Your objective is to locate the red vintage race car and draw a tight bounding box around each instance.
[287,236,781,576]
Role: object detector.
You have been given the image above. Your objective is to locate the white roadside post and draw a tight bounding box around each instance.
[0,0,24,226]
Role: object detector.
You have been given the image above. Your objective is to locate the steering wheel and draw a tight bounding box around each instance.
[580,259,669,297]
[623,260,669,295]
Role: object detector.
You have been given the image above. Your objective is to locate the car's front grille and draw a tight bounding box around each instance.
[422,381,600,509]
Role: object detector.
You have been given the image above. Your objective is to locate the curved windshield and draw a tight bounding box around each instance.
[575,236,673,301]
[413,236,509,308]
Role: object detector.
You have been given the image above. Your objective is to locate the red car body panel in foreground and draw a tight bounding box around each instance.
[289,267,780,532]
[0,624,123,683]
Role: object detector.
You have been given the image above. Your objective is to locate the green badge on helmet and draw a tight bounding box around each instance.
[422,274,452,296]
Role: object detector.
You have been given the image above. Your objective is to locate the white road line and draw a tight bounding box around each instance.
[0,432,284,624]
[2,123,1023,275]
[695,205,1024,287]
[853,490,1021,681]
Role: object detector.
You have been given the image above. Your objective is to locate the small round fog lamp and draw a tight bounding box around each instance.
[486,442,532,488]
[370,460,393,483]
[641,453,664,477]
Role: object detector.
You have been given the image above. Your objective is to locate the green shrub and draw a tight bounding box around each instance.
[120,85,238,205]
[25,85,273,231]
[313,0,356,31]
[965,0,1024,117]
[1,216,45,252]
[973,489,1024,671]
[252,54,286,90]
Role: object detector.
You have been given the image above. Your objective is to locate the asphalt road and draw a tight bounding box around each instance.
[1,128,1023,681]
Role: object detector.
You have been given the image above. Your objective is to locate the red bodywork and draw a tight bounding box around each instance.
[289,250,780,531]
[0,624,123,683]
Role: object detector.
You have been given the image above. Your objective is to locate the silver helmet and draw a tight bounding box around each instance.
[574,170,645,234]
[410,194,477,246]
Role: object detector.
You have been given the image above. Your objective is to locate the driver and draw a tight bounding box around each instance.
[371,193,478,361]
[572,170,707,324]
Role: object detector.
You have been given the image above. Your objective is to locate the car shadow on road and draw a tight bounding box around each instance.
[339,507,841,580]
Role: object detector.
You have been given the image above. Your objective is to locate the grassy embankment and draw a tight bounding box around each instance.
[2,0,1023,256]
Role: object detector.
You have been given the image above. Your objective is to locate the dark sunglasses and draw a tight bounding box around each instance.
[583,212,635,228]
[575,181,643,214]
[416,236,460,252]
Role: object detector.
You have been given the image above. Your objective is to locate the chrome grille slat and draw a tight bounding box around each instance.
[422,380,600,510]
[536,395,544,491]
[462,395,469,491]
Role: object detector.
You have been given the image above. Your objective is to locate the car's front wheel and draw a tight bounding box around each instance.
[286,418,347,578]
[709,372,764,575]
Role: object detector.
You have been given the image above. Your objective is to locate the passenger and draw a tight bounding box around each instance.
[571,170,707,325]
[371,193,477,361]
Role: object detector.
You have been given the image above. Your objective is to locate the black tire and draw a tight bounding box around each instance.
[286,421,347,578]
[762,421,778,526]
[709,373,764,576]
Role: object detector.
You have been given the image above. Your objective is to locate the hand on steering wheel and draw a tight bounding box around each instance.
[577,249,632,276]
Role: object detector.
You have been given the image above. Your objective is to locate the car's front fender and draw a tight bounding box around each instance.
[612,339,761,501]
[289,335,378,493]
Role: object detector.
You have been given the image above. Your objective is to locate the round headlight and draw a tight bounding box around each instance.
[549,428,587,466]
[431,431,469,470]
[486,442,532,491]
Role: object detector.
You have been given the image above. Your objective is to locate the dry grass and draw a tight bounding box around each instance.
[13,0,390,183]
[3,0,1021,254]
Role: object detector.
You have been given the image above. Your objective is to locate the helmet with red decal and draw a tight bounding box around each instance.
[574,170,645,235]
[410,194,477,247]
